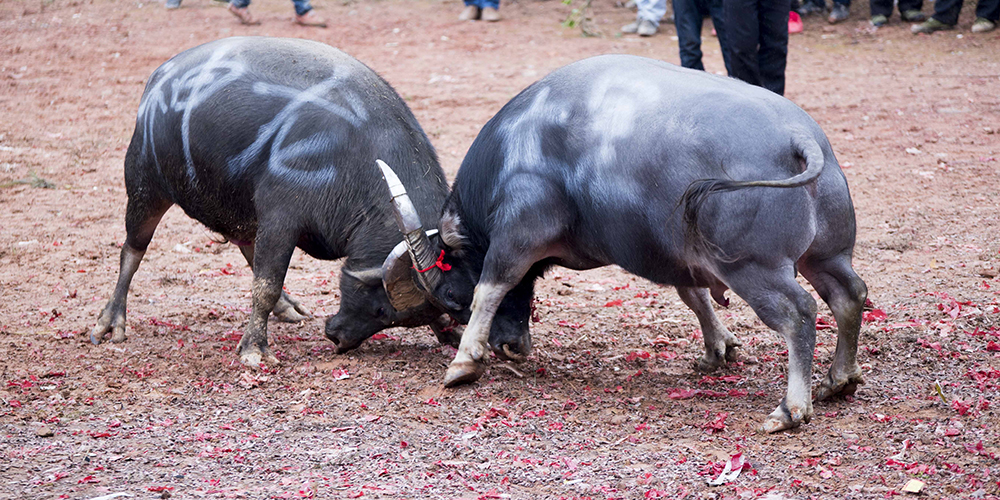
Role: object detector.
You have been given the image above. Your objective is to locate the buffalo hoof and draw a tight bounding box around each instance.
[815,371,865,401]
[429,317,463,348]
[491,334,532,362]
[272,292,311,323]
[91,311,127,345]
[496,343,527,362]
[239,346,279,368]
[695,345,740,372]
[695,333,741,372]
[759,402,812,433]
[443,360,485,387]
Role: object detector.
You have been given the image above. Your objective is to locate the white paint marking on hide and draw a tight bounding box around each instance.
[585,70,659,166]
[226,66,368,186]
[135,41,245,179]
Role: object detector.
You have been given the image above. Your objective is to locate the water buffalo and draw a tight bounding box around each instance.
[91,36,461,365]
[378,55,868,432]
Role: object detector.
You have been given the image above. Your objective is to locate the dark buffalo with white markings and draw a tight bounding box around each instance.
[379,55,868,432]
[91,37,461,365]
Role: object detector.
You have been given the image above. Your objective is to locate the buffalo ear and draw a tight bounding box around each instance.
[343,267,384,287]
[439,210,466,250]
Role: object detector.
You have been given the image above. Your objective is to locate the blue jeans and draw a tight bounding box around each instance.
[673,0,731,73]
[230,0,313,16]
[636,0,668,26]
[465,0,500,10]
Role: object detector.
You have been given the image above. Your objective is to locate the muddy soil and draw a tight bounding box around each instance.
[1,0,998,498]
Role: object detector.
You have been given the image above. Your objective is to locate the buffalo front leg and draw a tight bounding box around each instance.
[676,286,741,372]
[91,245,145,344]
[91,197,170,344]
[443,242,542,387]
[236,232,297,368]
[429,315,463,348]
[238,243,311,323]
[443,281,514,386]
[723,262,818,433]
[800,254,868,400]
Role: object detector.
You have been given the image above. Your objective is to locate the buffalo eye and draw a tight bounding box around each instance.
[446,289,455,301]
[376,307,386,317]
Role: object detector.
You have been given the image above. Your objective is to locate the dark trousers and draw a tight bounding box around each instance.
[932,0,1000,24]
[673,0,732,73]
[870,0,922,17]
[804,0,849,8]
[723,0,791,96]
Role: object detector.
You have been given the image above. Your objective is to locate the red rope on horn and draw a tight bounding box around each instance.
[414,249,452,273]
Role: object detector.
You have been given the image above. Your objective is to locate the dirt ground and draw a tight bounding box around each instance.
[1,0,999,498]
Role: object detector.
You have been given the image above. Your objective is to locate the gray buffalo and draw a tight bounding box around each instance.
[378,55,868,432]
[91,37,460,365]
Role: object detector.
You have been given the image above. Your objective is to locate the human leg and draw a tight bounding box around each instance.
[228,0,260,24]
[828,0,850,22]
[480,0,501,22]
[722,0,761,87]
[629,0,666,34]
[929,0,962,25]
[975,0,1000,22]
[460,0,481,20]
[707,0,732,74]
[896,0,925,20]
[798,0,825,15]
[757,0,790,96]
[869,0,893,18]
[673,0,706,70]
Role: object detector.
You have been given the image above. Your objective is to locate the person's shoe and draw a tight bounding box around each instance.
[228,3,260,24]
[900,9,926,22]
[797,1,824,16]
[870,14,887,27]
[481,6,500,21]
[911,17,952,34]
[295,10,327,27]
[458,5,480,20]
[621,19,640,33]
[789,11,804,33]
[971,17,997,33]
[828,3,849,23]
[165,0,181,9]
[637,18,657,36]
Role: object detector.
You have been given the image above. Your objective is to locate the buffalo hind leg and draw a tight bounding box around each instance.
[799,254,868,400]
[676,287,741,372]
[237,244,311,323]
[91,198,171,345]
[723,262,817,433]
[236,228,297,367]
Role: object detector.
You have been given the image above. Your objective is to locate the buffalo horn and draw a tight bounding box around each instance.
[376,159,443,295]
